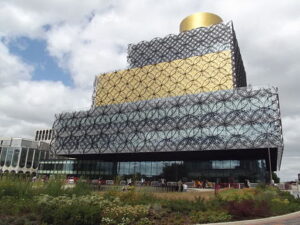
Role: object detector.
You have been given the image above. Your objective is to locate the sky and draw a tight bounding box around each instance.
[0,0,299,181]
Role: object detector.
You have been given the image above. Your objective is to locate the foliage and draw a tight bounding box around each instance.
[217,188,257,202]
[161,197,206,213]
[101,205,150,225]
[103,189,157,206]
[226,199,271,219]
[36,194,112,225]
[219,185,300,219]
[119,190,157,205]
[190,210,232,223]
[1,175,300,225]
[272,172,280,183]
[0,175,33,199]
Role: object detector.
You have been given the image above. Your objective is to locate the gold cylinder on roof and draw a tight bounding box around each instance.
[180,12,223,32]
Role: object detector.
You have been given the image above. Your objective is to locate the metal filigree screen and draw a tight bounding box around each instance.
[127,21,246,86]
[52,86,283,168]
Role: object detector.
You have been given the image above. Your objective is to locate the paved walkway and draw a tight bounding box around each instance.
[199,211,300,225]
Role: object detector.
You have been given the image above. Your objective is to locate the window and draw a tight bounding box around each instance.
[46,151,50,159]
[5,148,13,167]
[0,147,7,167]
[19,148,27,168]
[12,149,20,167]
[26,148,34,168]
[40,151,45,160]
[33,150,40,169]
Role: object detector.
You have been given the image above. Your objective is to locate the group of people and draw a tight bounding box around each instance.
[194,179,210,188]
[177,180,188,192]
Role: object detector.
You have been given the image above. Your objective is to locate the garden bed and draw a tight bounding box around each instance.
[0,175,300,225]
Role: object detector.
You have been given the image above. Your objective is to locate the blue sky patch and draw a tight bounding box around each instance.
[8,37,73,86]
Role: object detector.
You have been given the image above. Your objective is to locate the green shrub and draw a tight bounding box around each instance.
[102,188,120,201]
[36,194,112,225]
[0,197,36,216]
[226,199,271,219]
[119,191,157,205]
[278,189,300,203]
[103,189,158,205]
[217,188,256,202]
[67,179,92,196]
[0,176,33,199]
[191,210,232,223]
[161,197,206,213]
[270,198,300,215]
[101,204,150,225]
[40,179,65,197]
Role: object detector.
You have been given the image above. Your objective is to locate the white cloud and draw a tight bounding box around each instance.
[0,0,112,38]
[278,156,300,182]
[282,116,300,148]
[0,80,91,138]
[0,41,32,86]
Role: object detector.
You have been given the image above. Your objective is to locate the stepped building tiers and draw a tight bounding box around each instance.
[39,12,283,183]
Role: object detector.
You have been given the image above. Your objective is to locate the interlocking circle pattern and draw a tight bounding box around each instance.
[52,87,283,164]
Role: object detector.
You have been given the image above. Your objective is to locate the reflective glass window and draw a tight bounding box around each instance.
[33,150,40,169]
[19,148,27,168]
[0,148,7,166]
[231,160,240,169]
[26,148,34,168]
[123,162,129,175]
[95,161,101,173]
[38,163,43,170]
[212,160,223,169]
[141,161,148,176]
[5,148,14,167]
[118,162,125,175]
[55,163,63,171]
[40,151,45,160]
[12,149,20,167]
[223,161,231,169]
[105,162,113,175]
[64,161,74,172]
[46,151,49,159]
[157,162,163,176]
[131,161,138,174]
[152,161,158,176]
[145,162,152,176]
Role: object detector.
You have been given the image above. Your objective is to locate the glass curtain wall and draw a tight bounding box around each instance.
[38,159,267,182]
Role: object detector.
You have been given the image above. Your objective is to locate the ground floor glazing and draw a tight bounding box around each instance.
[38,159,267,183]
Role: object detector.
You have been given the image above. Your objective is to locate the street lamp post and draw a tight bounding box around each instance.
[268,147,273,184]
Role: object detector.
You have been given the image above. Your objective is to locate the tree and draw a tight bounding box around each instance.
[272,172,280,183]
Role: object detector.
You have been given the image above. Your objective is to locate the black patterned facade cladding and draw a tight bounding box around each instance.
[51,86,283,169]
[127,21,246,87]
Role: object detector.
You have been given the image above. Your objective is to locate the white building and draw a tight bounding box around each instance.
[35,129,52,143]
[0,138,50,175]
